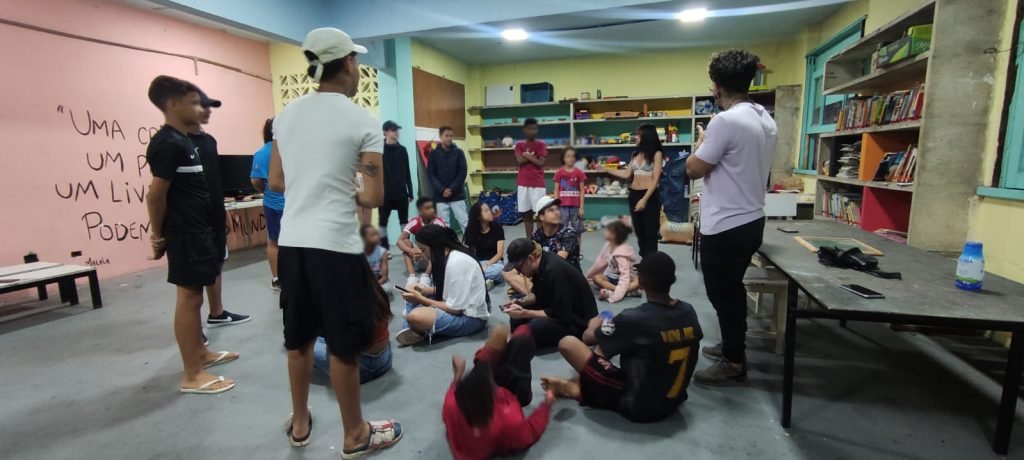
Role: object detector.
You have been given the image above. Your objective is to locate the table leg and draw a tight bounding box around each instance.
[994,330,1024,455]
[66,278,79,306]
[782,279,798,428]
[36,286,48,301]
[840,319,848,328]
[87,271,102,308]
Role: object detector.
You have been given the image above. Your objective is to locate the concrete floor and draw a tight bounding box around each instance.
[1,226,1022,460]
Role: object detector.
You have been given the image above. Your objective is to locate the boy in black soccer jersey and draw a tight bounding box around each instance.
[145,75,239,395]
[541,251,702,422]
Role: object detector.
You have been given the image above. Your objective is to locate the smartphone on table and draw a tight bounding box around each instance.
[839,284,884,299]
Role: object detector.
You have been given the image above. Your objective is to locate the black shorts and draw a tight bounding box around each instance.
[213,226,227,267]
[166,231,220,287]
[279,246,379,359]
[579,353,626,410]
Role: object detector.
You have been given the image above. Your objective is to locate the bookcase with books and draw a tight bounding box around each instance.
[814,0,943,243]
[466,90,776,221]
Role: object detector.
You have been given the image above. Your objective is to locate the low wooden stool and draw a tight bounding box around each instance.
[744,266,788,354]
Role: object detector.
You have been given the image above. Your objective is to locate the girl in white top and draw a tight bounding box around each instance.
[398,225,489,346]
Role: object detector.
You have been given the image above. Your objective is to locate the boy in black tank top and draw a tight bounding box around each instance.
[541,252,703,422]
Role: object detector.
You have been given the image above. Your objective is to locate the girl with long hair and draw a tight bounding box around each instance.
[601,123,664,257]
[397,225,490,346]
[463,201,506,288]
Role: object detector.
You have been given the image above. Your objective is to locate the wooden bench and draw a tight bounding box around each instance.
[0,262,102,318]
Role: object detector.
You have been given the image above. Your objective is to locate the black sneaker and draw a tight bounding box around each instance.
[271,278,281,291]
[208,311,252,328]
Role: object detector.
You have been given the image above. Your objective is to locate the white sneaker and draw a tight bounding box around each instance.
[396,328,426,347]
[485,279,495,291]
[406,275,419,289]
[418,274,433,287]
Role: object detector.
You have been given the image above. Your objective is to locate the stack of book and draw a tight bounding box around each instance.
[822,189,862,226]
[835,82,925,131]
[836,141,862,179]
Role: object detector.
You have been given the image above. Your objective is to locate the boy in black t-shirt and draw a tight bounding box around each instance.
[187,90,251,329]
[541,252,703,422]
[145,76,239,395]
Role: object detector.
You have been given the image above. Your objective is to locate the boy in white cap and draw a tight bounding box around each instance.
[269,27,403,458]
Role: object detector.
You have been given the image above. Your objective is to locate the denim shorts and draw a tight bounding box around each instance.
[264,206,284,241]
[313,337,393,384]
[404,302,487,339]
[482,261,505,283]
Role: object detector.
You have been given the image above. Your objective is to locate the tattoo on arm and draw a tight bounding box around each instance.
[362,162,381,178]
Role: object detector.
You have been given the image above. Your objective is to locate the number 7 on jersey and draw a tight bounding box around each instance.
[666,348,691,398]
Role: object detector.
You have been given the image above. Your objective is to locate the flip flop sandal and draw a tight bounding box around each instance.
[341,420,403,459]
[285,406,313,447]
[203,351,239,369]
[179,376,235,395]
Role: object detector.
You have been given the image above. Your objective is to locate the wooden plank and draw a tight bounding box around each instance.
[0,262,61,277]
[413,68,466,135]
[0,265,95,288]
[760,220,1024,325]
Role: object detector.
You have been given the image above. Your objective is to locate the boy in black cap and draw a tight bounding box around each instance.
[145,75,239,395]
[187,89,251,330]
[502,238,597,349]
[379,120,414,251]
[541,251,703,423]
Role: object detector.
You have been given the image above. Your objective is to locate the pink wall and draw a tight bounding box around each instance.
[0,0,273,286]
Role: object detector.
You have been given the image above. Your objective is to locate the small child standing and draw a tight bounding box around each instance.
[361,224,391,294]
[553,147,587,242]
[585,221,640,303]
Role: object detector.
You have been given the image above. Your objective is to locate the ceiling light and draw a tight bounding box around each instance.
[677,8,708,22]
[501,28,529,41]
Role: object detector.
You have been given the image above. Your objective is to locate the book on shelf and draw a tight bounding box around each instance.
[834,82,925,131]
[821,189,862,226]
[888,144,918,184]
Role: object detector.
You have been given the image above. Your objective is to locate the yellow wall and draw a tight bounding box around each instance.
[269,42,308,113]
[269,42,380,116]
[466,40,804,104]
[411,40,470,85]
[973,6,1024,284]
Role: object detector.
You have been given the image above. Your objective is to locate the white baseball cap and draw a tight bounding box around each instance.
[533,195,561,215]
[302,28,367,81]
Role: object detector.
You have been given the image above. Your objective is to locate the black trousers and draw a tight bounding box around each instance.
[629,189,661,258]
[378,198,409,249]
[699,217,765,363]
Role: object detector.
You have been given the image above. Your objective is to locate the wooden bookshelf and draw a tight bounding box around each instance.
[820,119,922,138]
[823,51,929,96]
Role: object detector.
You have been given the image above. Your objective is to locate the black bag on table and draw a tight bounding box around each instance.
[817,246,902,280]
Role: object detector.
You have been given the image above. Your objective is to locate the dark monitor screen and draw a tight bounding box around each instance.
[219,154,256,198]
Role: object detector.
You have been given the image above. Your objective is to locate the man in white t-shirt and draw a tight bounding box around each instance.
[268,27,402,456]
[686,49,777,386]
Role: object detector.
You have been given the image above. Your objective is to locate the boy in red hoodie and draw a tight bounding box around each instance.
[443,326,553,460]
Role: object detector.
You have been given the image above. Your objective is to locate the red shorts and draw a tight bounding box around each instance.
[579,353,626,410]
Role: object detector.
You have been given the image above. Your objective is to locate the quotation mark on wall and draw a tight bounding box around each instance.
[57,105,64,114]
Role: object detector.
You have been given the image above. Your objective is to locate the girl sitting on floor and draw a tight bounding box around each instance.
[397,225,490,346]
[585,220,640,303]
[463,201,505,290]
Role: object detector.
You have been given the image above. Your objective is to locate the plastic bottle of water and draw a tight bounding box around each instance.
[955,241,984,291]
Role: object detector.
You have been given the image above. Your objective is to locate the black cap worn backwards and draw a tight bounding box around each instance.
[504,238,539,272]
[383,120,402,131]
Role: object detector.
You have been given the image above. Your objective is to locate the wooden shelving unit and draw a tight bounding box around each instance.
[468,91,776,220]
[814,0,933,239]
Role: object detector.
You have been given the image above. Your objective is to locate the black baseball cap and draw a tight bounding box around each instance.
[636,251,676,292]
[383,120,402,131]
[504,238,540,272]
[198,90,222,108]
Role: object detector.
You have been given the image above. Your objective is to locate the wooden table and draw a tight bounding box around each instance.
[0,262,102,322]
[758,220,1024,455]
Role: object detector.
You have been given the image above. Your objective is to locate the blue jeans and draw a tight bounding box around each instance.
[482,261,505,283]
[313,337,393,384]
[403,301,487,339]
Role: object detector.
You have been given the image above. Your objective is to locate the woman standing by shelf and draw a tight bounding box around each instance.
[600,123,663,257]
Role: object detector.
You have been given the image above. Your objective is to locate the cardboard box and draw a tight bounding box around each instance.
[877,35,930,67]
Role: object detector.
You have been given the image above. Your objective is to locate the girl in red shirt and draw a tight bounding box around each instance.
[442,326,553,460]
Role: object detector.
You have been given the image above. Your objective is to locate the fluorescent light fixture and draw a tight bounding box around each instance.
[677,8,708,22]
[501,28,529,41]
